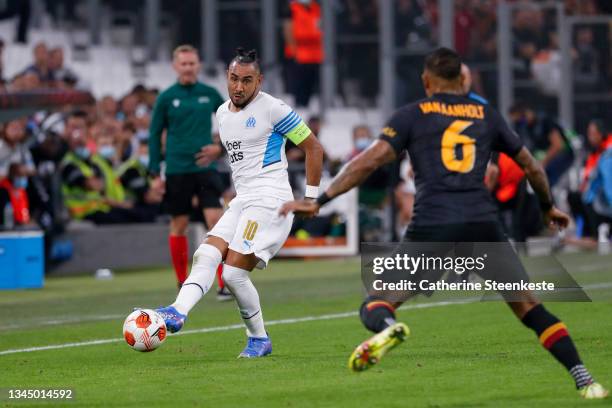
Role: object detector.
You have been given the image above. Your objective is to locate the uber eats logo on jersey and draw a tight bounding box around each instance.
[225,140,244,163]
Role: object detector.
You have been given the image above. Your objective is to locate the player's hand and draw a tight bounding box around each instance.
[279,199,320,218]
[195,144,223,167]
[150,176,165,190]
[543,206,570,230]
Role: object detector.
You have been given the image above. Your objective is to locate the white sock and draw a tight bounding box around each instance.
[222,264,267,338]
[172,244,222,315]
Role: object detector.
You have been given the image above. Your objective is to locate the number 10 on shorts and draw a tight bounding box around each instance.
[243,220,259,241]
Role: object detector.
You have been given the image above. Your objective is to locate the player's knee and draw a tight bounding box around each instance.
[360,297,396,333]
[222,264,249,286]
[191,244,222,269]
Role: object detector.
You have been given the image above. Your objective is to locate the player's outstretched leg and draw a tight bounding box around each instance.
[519,303,608,399]
[348,298,409,372]
[222,264,271,358]
[157,243,223,333]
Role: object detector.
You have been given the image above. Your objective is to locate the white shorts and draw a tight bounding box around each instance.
[207,196,294,269]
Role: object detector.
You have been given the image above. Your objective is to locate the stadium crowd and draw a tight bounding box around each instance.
[0,0,611,267]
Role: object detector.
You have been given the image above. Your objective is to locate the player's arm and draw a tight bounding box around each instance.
[195,140,224,167]
[492,108,569,229]
[513,146,569,229]
[327,140,396,199]
[295,133,324,197]
[280,107,411,217]
[541,127,564,166]
[279,140,397,217]
[196,93,226,167]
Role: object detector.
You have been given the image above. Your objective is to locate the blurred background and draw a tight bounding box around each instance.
[0,0,611,282]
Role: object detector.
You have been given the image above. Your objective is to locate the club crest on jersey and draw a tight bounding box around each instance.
[245,116,256,128]
[172,99,180,108]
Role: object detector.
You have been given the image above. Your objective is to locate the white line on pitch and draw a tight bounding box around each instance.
[4,281,612,332]
[1,282,610,356]
[0,299,475,356]
[1,314,126,331]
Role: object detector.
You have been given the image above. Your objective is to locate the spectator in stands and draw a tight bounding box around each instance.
[582,120,612,192]
[348,124,392,205]
[283,0,323,107]
[95,131,119,167]
[568,119,612,243]
[144,88,159,110]
[118,93,139,122]
[0,118,35,179]
[49,47,79,88]
[10,70,41,91]
[22,41,52,83]
[132,111,151,140]
[509,102,574,187]
[583,122,612,241]
[573,27,601,89]
[0,119,36,228]
[117,121,136,163]
[0,163,32,227]
[60,121,138,224]
[348,124,392,241]
[117,140,163,222]
[98,95,119,120]
[130,84,151,111]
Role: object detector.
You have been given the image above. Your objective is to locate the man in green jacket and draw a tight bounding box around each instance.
[149,44,229,296]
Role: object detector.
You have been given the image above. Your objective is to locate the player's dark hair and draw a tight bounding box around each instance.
[231,47,261,73]
[424,47,461,80]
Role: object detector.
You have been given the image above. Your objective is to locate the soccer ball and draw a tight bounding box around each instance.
[123,309,167,352]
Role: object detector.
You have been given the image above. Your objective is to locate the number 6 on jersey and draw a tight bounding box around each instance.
[441,120,475,173]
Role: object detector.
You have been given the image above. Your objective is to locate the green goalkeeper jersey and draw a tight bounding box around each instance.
[149,81,225,175]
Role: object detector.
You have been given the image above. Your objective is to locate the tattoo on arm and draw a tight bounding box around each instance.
[513,147,553,207]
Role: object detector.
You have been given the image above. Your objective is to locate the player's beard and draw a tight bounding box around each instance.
[233,88,259,109]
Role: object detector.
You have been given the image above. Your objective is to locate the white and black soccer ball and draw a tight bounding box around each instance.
[123,309,167,352]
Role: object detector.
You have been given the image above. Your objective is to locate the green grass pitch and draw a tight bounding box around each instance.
[1,253,611,407]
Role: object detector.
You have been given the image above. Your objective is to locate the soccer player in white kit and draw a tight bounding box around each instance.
[155,48,324,358]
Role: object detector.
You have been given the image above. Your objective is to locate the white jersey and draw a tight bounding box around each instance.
[216,92,311,201]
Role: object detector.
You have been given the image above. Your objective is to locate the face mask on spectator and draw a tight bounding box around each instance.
[138,155,149,168]
[355,138,372,151]
[75,146,91,159]
[99,145,116,160]
[13,176,28,189]
[136,129,149,141]
[135,104,149,118]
